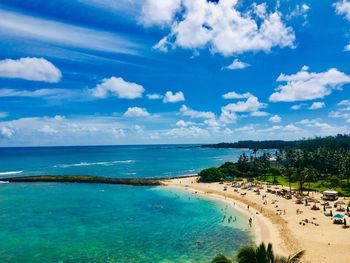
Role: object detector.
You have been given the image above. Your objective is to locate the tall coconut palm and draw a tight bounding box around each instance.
[212,242,305,263]
[211,254,232,263]
[236,243,305,263]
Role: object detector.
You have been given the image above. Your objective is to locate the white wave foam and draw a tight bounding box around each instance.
[0,170,23,176]
[0,181,9,184]
[54,160,135,168]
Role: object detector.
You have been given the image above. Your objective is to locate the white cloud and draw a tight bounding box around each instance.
[334,0,350,21]
[166,126,210,138]
[0,126,14,139]
[309,102,325,110]
[0,112,8,118]
[0,88,79,100]
[269,66,350,102]
[146,93,163,100]
[140,0,181,26]
[148,0,295,56]
[123,107,150,117]
[344,44,350,51]
[222,91,253,99]
[176,120,196,127]
[0,9,139,55]
[291,104,304,110]
[225,59,250,70]
[286,4,310,23]
[297,119,347,134]
[258,124,301,133]
[250,111,269,117]
[179,105,215,119]
[39,125,58,133]
[222,96,267,113]
[0,57,61,83]
[269,115,282,122]
[219,107,238,124]
[338,99,350,106]
[90,77,145,99]
[163,91,185,103]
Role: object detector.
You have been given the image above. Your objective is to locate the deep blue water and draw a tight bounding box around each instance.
[0,145,253,178]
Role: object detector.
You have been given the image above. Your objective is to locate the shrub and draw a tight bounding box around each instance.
[198,167,225,182]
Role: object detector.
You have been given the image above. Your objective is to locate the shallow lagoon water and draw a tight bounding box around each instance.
[0,183,252,262]
[0,145,258,262]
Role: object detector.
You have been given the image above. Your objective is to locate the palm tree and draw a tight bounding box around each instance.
[212,254,232,263]
[237,243,305,263]
[212,242,305,263]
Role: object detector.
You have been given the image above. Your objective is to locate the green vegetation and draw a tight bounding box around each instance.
[199,134,350,196]
[202,134,350,150]
[212,242,305,263]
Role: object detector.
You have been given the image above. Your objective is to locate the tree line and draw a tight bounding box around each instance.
[198,134,350,195]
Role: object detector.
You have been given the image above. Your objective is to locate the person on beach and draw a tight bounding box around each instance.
[247,205,250,210]
[344,218,347,227]
[249,217,252,227]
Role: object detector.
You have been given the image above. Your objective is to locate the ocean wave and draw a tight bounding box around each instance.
[0,170,23,176]
[54,160,135,168]
[0,181,9,184]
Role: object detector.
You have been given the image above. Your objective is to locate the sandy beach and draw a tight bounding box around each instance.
[163,176,350,263]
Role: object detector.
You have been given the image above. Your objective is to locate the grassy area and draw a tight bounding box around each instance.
[259,175,350,196]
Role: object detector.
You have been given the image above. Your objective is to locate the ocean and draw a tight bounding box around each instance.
[0,145,255,262]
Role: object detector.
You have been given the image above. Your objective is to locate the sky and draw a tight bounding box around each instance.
[1,0,350,146]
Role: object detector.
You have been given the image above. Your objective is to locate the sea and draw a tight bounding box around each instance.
[0,145,255,262]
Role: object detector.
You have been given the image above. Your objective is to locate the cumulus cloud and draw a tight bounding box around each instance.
[225,59,250,70]
[146,93,163,100]
[286,4,310,23]
[258,124,301,133]
[309,102,325,110]
[334,0,350,21]
[140,0,181,26]
[297,119,348,134]
[123,107,150,117]
[0,57,61,83]
[0,126,14,139]
[176,120,196,127]
[269,66,350,102]
[90,77,145,99]
[222,96,267,113]
[179,105,215,119]
[144,0,295,56]
[163,91,185,103]
[269,115,282,122]
[166,126,210,138]
[291,104,305,110]
[250,111,269,117]
[222,91,253,99]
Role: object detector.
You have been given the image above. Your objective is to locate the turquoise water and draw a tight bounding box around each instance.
[0,183,252,262]
[0,145,257,262]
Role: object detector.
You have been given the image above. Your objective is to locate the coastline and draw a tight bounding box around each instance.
[163,176,350,263]
[163,181,287,257]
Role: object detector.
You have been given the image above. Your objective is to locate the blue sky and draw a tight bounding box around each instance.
[1,0,350,146]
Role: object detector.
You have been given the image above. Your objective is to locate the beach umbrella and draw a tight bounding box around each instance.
[333,214,345,219]
[307,197,320,205]
[335,201,346,210]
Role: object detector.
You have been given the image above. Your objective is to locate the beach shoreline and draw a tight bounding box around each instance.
[163,176,350,263]
[173,185,280,248]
